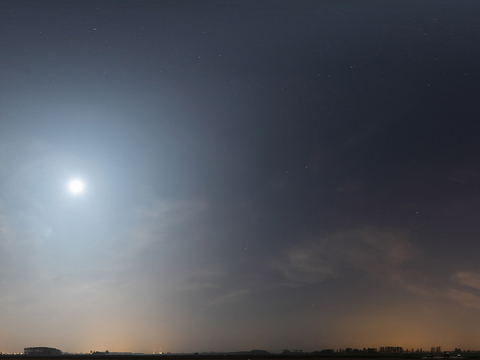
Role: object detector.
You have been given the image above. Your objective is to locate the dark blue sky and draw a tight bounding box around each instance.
[1,0,480,354]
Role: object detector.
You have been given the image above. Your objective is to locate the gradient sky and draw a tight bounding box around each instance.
[1,0,480,354]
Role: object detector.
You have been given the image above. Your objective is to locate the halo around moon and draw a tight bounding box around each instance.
[68,179,85,194]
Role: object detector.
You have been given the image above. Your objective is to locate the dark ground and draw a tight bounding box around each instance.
[0,355,439,360]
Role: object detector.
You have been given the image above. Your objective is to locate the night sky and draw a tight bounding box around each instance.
[1,0,480,354]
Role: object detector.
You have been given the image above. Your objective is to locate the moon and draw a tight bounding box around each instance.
[68,179,85,194]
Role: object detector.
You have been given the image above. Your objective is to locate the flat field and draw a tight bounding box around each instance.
[0,355,433,360]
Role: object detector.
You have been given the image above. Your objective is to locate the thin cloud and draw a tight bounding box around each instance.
[272,226,418,287]
[209,289,251,306]
[182,264,227,291]
[273,246,337,285]
[119,198,208,257]
[447,169,478,185]
[442,271,480,310]
[445,289,480,310]
[454,271,480,290]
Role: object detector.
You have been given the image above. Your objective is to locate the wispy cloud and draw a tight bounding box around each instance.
[447,168,479,185]
[271,227,480,315]
[271,226,418,287]
[118,198,208,257]
[273,246,337,286]
[445,288,480,310]
[209,289,251,306]
[440,271,480,310]
[182,264,227,291]
[454,271,480,291]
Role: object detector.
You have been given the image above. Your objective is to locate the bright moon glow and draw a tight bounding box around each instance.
[68,179,84,194]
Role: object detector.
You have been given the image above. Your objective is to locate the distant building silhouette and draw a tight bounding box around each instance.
[24,347,62,355]
[249,350,268,355]
[379,347,403,354]
[320,349,335,354]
